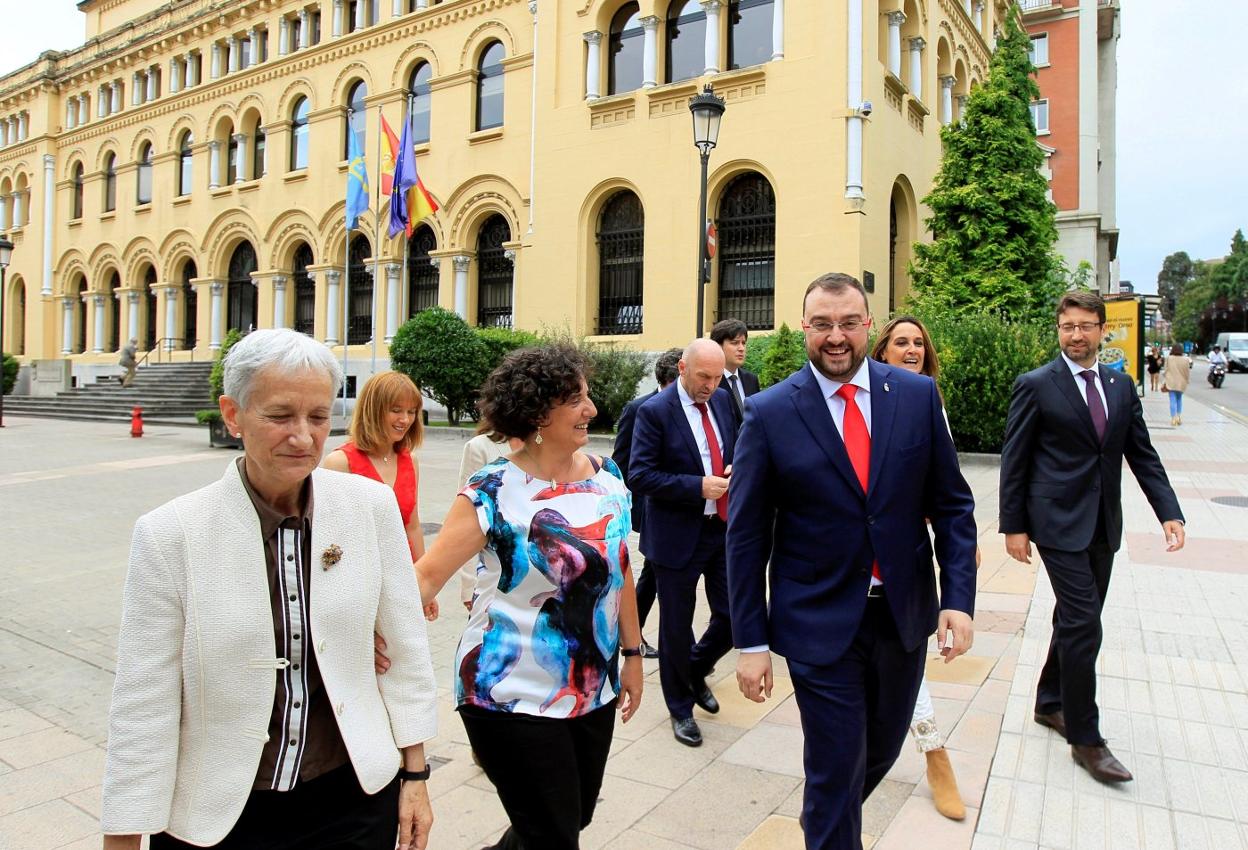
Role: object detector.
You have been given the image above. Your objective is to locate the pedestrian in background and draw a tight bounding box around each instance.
[1162,342,1190,425]
[710,318,760,426]
[119,338,138,388]
[1146,346,1161,393]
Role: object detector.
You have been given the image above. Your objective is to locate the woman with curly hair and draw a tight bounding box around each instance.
[414,343,644,850]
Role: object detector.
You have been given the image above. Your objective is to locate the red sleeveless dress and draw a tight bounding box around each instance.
[338,442,417,555]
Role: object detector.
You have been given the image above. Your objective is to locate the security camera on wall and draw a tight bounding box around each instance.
[859,101,873,117]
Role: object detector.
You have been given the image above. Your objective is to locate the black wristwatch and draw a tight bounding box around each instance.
[621,646,642,658]
[399,766,431,782]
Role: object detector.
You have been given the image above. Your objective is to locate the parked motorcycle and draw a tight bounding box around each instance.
[1208,361,1227,389]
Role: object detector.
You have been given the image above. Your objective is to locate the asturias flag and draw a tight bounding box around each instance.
[344,126,369,231]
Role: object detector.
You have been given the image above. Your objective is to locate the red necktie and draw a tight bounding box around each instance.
[837,385,881,581]
[694,402,729,522]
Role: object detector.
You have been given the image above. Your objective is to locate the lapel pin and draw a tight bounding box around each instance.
[1110,377,1116,384]
[883,383,890,392]
[321,544,343,571]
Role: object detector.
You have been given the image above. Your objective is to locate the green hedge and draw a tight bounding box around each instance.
[2,352,18,395]
[196,328,243,424]
[581,342,648,431]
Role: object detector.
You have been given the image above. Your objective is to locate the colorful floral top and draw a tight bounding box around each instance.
[454,455,632,718]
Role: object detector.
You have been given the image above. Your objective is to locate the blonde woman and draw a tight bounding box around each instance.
[1161,343,1191,425]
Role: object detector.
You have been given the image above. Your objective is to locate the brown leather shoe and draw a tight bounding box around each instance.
[1072,743,1133,783]
[1034,710,1067,739]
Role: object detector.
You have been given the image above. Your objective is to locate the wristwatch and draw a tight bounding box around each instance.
[621,646,643,658]
[399,766,431,782]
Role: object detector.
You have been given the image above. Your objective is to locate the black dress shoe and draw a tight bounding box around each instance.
[1072,743,1133,783]
[1034,709,1067,740]
[640,638,659,659]
[672,716,703,747]
[692,678,720,714]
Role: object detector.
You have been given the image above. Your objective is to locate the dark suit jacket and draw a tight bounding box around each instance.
[999,357,1183,553]
[612,390,657,533]
[629,382,737,570]
[724,368,762,424]
[726,360,978,666]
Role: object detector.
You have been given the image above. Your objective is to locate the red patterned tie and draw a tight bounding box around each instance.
[694,402,729,522]
[836,385,880,581]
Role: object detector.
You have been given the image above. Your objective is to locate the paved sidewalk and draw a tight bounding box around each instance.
[0,386,1244,849]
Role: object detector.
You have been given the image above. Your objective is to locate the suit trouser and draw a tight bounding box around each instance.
[652,516,734,718]
[149,763,399,850]
[636,557,657,628]
[788,596,925,850]
[1034,534,1115,746]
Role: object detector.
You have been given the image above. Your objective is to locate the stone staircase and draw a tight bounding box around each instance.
[5,362,214,425]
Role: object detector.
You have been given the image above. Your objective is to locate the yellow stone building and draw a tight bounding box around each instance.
[0,0,1008,386]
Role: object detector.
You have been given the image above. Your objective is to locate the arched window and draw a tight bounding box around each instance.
[75,277,88,354]
[103,152,117,212]
[252,129,267,179]
[136,142,153,205]
[180,261,197,349]
[177,132,193,196]
[144,266,158,351]
[5,277,25,356]
[345,80,367,159]
[407,224,438,316]
[666,1,706,84]
[608,4,644,95]
[227,241,258,333]
[290,97,310,170]
[476,214,513,328]
[71,162,84,219]
[728,0,774,70]
[475,41,505,131]
[107,271,121,352]
[408,62,433,145]
[347,234,373,344]
[227,129,240,185]
[596,191,644,335]
[716,172,776,330]
[292,243,316,335]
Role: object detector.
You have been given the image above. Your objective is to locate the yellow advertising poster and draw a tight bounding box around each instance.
[1102,297,1142,385]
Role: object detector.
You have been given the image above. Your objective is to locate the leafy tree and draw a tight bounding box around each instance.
[1155,251,1194,321]
[390,307,491,425]
[759,323,806,387]
[909,13,1064,323]
[1172,261,1215,345]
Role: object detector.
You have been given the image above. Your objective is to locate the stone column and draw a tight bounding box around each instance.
[333,0,344,37]
[42,154,55,295]
[279,18,290,55]
[956,94,968,122]
[325,269,342,344]
[249,28,261,65]
[211,43,222,78]
[79,94,89,123]
[147,68,158,100]
[886,12,905,78]
[384,263,401,342]
[187,53,199,87]
[393,0,403,17]
[208,140,221,188]
[702,0,722,75]
[209,282,224,349]
[583,32,602,100]
[641,16,659,88]
[940,76,955,125]
[973,1,984,31]
[132,72,143,105]
[111,81,122,113]
[963,0,971,14]
[0,119,7,146]
[0,194,7,230]
[61,296,74,353]
[416,0,428,8]
[353,0,365,30]
[272,275,288,329]
[66,98,77,130]
[12,190,23,227]
[127,292,141,349]
[164,286,178,350]
[452,255,470,320]
[93,295,106,353]
[298,10,310,48]
[97,86,107,117]
[170,57,182,92]
[228,36,241,72]
[908,37,925,101]
[772,0,784,60]
[234,133,249,181]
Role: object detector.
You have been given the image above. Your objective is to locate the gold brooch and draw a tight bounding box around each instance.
[321,544,343,570]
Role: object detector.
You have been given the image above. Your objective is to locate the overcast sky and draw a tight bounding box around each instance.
[2,2,1243,295]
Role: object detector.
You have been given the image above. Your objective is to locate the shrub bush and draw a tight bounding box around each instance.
[759,323,807,388]
[581,341,648,431]
[476,326,540,372]
[921,311,1057,453]
[2,352,17,396]
[197,328,243,424]
[390,307,491,425]
[743,333,773,377]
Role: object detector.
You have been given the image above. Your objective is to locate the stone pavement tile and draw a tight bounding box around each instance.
[1003,779,1043,844]
[926,655,995,688]
[1171,811,1214,850]
[766,694,803,728]
[1192,763,1237,821]
[64,785,101,819]
[969,678,1010,715]
[605,683,672,743]
[0,707,53,741]
[0,748,105,817]
[581,773,672,850]
[734,814,805,850]
[775,781,803,818]
[600,829,697,850]
[1074,792,1109,850]
[1139,804,1177,850]
[1037,785,1072,849]
[872,796,978,850]
[915,748,992,809]
[51,837,101,850]
[0,728,96,770]
[1014,734,1050,786]
[640,763,799,850]
[974,592,1034,614]
[423,741,486,802]
[1122,753,1169,810]
[990,733,1021,780]
[862,779,913,837]
[720,721,805,779]
[0,799,98,850]
[884,734,926,784]
[990,651,1018,685]
[1107,797,1144,850]
[604,717,745,791]
[426,783,512,850]
[1161,759,1201,815]
[945,710,1004,757]
[1126,533,1248,574]
[966,632,1016,659]
[928,681,982,702]
[1205,818,1246,850]
[970,836,1003,850]
[708,674,795,729]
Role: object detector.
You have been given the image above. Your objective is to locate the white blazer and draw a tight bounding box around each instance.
[101,462,438,846]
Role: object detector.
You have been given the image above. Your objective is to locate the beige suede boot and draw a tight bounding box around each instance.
[925,748,966,820]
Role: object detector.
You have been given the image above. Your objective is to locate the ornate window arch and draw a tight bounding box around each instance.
[180,259,198,349]
[136,142,153,205]
[475,41,505,131]
[407,225,438,316]
[476,214,513,327]
[177,131,194,196]
[292,242,316,335]
[345,80,368,159]
[290,96,310,170]
[596,191,644,335]
[715,171,775,329]
[103,152,117,212]
[227,241,259,333]
[71,161,84,219]
[608,4,644,95]
[408,62,433,145]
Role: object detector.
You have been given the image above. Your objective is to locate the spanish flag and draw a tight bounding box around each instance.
[383,109,439,239]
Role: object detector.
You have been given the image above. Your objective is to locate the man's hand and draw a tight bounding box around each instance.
[702,476,730,500]
[397,778,433,850]
[1005,532,1032,564]
[736,651,773,703]
[1163,520,1186,552]
[936,610,974,663]
[374,632,391,675]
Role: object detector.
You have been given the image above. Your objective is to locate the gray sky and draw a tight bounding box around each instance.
[2,2,1242,295]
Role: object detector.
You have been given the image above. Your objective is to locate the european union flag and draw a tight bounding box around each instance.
[345,127,369,231]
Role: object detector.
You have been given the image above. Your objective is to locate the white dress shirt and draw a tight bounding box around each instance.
[677,379,725,515]
[723,368,747,410]
[1060,352,1109,427]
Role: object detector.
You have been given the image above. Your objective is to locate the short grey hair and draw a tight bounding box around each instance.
[223,328,344,408]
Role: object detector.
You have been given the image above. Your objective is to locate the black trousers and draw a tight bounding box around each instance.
[150,764,399,850]
[652,517,734,718]
[788,597,925,850]
[1035,532,1116,746]
[635,557,657,628]
[460,701,616,850]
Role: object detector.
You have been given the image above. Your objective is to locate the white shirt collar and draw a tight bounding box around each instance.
[676,379,698,407]
[723,368,739,379]
[1060,352,1098,380]
[808,357,872,400]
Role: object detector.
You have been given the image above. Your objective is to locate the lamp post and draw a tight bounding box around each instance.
[689,84,725,339]
[0,233,12,427]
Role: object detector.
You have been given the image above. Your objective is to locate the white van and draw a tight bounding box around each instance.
[1214,332,1248,372]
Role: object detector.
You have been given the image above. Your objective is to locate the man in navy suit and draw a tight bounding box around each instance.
[630,339,738,747]
[711,318,761,425]
[1000,289,1184,783]
[728,273,978,849]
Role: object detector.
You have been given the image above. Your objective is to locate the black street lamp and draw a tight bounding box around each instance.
[0,232,12,428]
[689,84,725,339]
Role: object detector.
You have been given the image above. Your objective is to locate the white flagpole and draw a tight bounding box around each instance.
[401,94,412,323]
[371,105,384,377]
[342,222,350,412]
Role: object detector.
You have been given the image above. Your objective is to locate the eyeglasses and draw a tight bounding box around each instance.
[1057,322,1103,334]
[804,319,869,335]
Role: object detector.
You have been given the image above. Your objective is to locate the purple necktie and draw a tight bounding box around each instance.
[1081,370,1106,443]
